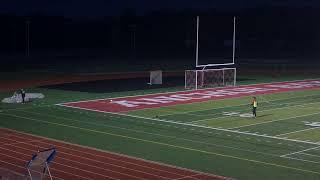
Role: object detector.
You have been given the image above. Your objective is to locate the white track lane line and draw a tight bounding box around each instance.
[1,129,223,180]
[0,131,219,179]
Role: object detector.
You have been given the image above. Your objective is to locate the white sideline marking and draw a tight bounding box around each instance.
[276,127,320,137]
[55,105,320,146]
[280,146,320,157]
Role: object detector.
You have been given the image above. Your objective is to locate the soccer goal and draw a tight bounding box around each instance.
[26,148,56,180]
[148,70,162,85]
[185,68,236,89]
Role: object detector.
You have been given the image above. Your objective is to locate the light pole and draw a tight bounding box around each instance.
[129,24,136,50]
[26,20,30,56]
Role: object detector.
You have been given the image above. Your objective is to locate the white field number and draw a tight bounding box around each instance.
[223,112,253,118]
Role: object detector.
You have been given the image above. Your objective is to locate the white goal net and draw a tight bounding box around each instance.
[149,70,162,85]
[185,68,236,89]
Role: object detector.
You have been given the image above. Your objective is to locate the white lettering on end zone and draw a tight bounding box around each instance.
[266,81,320,89]
[233,87,278,93]
[111,100,157,108]
[111,87,279,108]
[139,96,185,104]
[63,79,320,112]
[171,93,212,100]
[203,87,278,97]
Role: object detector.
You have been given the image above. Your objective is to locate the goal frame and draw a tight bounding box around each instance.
[148,70,162,85]
[185,67,236,90]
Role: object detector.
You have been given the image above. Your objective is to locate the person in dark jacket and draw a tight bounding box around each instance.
[20,89,26,103]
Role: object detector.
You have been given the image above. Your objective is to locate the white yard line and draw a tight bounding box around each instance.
[275,127,320,137]
[9,109,285,158]
[3,113,320,175]
[49,105,320,146]
[280,146,320,157]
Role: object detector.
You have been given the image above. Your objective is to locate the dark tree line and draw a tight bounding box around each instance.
[0,6,319,64]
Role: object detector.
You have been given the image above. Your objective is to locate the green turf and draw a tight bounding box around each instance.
[1,76,320,180]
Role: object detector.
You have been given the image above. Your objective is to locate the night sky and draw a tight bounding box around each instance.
[1,0,320,17]
[0,0,319,73]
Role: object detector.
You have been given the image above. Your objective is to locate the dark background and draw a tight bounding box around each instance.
[0,1,320,73]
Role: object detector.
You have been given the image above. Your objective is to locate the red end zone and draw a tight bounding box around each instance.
[60,79,320,113]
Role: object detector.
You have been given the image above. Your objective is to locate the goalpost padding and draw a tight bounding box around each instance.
[185,68,236,89]
[149,70,162,85]
[26,148,56,180]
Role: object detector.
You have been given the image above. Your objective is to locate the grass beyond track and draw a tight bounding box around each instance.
[1,76,320,180]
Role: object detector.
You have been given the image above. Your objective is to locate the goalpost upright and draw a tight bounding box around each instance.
[195,16,236,68]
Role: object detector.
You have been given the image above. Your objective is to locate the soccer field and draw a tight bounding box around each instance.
[1,78,320,179]
[125,83,320,179]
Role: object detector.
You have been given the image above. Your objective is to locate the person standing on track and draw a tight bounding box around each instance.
[251,97,258,118]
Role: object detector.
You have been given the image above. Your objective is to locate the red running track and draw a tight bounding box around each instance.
[0,128,230,180]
